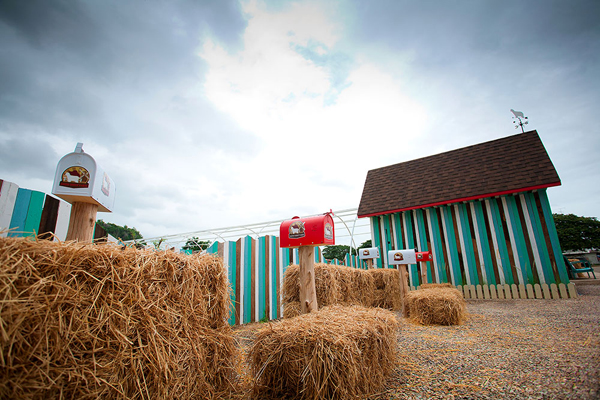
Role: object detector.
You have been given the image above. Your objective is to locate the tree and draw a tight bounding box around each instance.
[323,245,355,261]
[182,237,210,252]
[96,219,143,241]
[553,213,600,251]
[357,240,372,249]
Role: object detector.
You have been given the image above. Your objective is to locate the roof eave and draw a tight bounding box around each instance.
[357,181,561,219]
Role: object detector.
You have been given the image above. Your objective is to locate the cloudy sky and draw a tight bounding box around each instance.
[1,0,599,240]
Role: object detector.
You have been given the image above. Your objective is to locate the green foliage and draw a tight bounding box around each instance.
[181,237,210,252]
[553,213,600,251]
[96,219,143,242]
[357,240,372,249]
[323,245,355,260]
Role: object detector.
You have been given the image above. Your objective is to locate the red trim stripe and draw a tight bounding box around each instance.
[358,183,561,219]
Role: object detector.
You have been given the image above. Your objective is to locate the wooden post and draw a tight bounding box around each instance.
[65,201,98,242]
[398,265,410,317]
[299,246,318,314]
[419,262,428,286]
[366,259,373,269]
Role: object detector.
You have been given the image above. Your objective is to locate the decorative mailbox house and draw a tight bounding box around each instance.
[51,143,115,241]
[279,212,335,248]
[52,143,115,212]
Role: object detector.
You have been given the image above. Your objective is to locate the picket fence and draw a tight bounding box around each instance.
[0,179,71,240]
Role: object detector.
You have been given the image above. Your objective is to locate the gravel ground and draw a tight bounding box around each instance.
[373,285,600,400]
[234,285,600,399]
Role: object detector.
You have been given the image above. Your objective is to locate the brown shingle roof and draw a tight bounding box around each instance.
[357,131,560,217]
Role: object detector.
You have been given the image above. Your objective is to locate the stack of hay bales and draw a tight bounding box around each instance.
[367,268,403,311]
[281,264,377,318]
[0,237,239,399]
[406,283,466,325]
[249,305,399,399]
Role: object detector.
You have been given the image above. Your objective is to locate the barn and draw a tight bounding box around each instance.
[357,130,569,288]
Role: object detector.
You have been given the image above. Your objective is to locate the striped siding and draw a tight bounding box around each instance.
[538,190,569,283]
[502,196,532,284]
[402,212,419,286]
[455,203,478,285]
[413,209,432,282]
[8,188,32,237]
[485,198,510,284]
[0,181,20,237]
[471,202,496,285]
[440,205,463,285]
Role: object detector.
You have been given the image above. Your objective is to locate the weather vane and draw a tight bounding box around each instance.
[510,109,528,133]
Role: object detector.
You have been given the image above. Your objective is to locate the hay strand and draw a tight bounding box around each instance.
[406,287,466,325]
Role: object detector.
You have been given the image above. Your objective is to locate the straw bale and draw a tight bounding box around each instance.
[249,305,399,400]
[367,269,402,310]
[420,282,454,290]
[0,237,239,399]
[282,264,341,307]
[283,301,301,319]
[406,287,466,325]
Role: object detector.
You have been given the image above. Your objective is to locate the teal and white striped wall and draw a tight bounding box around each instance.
[369,189,568,286]
[0,179,71,240]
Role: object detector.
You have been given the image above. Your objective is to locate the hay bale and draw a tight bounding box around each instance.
[367,269,402,310]
[406,287,466,325]
[282,264,341,307]
[249,305,399,399]
[0,237,239,399]
[420,282,454,290]
[283,301,301,319]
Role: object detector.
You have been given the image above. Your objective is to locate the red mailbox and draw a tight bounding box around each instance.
[280,212,335,248]
[416,251,432,262]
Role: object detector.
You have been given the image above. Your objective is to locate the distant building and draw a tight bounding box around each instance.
[358,131,569,287]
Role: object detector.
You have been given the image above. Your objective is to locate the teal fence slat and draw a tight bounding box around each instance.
[258,236,266,321]
[8,188,32,237]
[488,198,514,285]
[228,241,237,325]
[23,190,45,236]
[402,212,419,285]
[523,192,555,284]
[441,206,463,286]
[473,202,496,285]
[504,196,533,284]
[414,209,432,282]
[427,208,447,283]
[538,189,569,283]
[457,204,479,285]
[371,217,382,268]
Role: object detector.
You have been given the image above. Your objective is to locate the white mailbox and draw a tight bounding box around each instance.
[51,143,115,212]
[359,247,380,260]
[388,249,417,265]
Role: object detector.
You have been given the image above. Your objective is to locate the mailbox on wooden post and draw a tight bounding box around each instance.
[52,143,115,242]
[388,249,417,317]
[359,247,379,269]
[416,251,433,285]
[280,211,335,314]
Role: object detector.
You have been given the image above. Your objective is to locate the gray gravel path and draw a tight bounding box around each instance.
[373,285,600,399]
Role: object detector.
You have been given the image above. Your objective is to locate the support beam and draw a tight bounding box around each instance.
[65,201,98,242]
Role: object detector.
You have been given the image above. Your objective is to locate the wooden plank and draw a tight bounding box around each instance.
[538,190,570,284]
[526,284,535,299]
[523,192,555,284]
[518,284,527,300]
[463,286,470,299]
[455,204,478,285]
[550,283,559,300]
[497,284,504,299]
[456,285,464,298]
[228,241,237,325]
[426,208,446,283]
[54,201,71,241]
[65,202,98,242]
[483,285,490,299]
[504,284,512,299]
[38,195,59,239]
[251,237,257,322]
[264,236,270,321]
[243,236,254,324]
[469,285,476,299]
[372,217,383,269]
[567,283,578,299]
[558,283,568,299]
[441,206,462,286]
[382,215,393,269]
[485,198,511,285]
[236,238,242,325]
[534,284,543,299]
[490,284,497,299]
[501,196,525,284]
[541,283,551,299]
[511,284,519,299]
[402,212,419,286]
[23,190,45,237]
[476,285,483,299]
[0,181,20,237]
[413,209,433,283]
[8,188,31,237]
[471,202,495,285]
